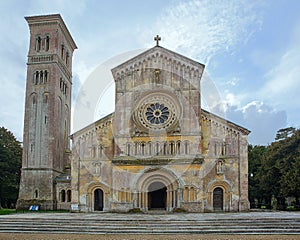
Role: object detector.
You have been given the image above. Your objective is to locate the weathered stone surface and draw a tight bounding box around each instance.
[18,16,250,213]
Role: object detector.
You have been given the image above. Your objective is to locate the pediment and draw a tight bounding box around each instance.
[111,46,205,82]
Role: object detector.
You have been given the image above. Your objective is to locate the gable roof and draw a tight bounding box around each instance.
[111,45,205,81]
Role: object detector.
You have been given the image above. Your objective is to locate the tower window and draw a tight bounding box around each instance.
[61,44,65,59]
[45,36,50,51]
[44,70,48,83]
[39,70,43,84]
[66,52,69,65]
[34,71,39,85]
[60,78,63,89]
[32,95,36,104]
[36,36,41,51]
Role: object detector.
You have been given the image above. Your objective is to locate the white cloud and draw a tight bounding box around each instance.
[143,0,263,64]
[261,45,300,102]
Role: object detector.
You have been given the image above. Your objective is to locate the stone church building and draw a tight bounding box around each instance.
[17,14,250,212]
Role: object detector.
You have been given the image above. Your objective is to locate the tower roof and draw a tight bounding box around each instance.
[25,14,77,51]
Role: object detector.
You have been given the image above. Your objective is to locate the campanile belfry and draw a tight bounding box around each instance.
[17,14,77,210]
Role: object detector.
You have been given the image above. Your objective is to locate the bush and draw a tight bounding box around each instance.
[172,208,186,213]
[286,206,297,211]
[128,208,143,213]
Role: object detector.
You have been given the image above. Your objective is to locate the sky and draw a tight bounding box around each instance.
[0,0,300,145]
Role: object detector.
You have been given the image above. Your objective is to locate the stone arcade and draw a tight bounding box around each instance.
[17,14,250,212]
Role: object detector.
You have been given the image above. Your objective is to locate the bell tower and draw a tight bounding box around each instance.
[17,14,77,210]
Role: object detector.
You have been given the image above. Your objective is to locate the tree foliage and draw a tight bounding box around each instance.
[0,127,22,208]
[249,128,300,209]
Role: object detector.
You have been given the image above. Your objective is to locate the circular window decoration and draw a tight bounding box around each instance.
[134,91,181,131]
[146,103,169,124]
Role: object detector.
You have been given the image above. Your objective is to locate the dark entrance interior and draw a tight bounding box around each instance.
[213,187,223,211]
[94,188,103,211]
[148,182,167,210]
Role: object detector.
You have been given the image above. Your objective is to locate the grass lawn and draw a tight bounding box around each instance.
[0,209,16,215]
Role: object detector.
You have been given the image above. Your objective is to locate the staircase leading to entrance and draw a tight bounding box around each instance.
[0,212,300,235]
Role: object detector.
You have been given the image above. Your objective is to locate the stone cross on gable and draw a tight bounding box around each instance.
[154,35,161,46]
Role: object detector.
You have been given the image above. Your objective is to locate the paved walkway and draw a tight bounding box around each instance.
[1,211,300,238]
[2,210,300,220]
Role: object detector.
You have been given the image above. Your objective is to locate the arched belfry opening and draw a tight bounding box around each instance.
[148,182,167,210]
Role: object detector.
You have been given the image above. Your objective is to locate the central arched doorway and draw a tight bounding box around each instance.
[148,182,167,210]
[94,188,104,211]
[213,187,223,211]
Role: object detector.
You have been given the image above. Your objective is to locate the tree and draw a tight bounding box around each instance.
[275,127,296,141]
[248,144,267,207]
[250,128,300,209]
[0,127,22,208]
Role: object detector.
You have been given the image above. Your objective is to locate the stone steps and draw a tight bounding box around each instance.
[0,213,300,235]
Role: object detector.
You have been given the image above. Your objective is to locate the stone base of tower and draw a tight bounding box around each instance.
[16,199,57,211]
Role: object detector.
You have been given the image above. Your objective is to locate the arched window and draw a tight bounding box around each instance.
[34,189,39,199]
[39,70,43,84]
[44,70,48,83]
[127,144,131,156]
[148,142,152,156]
[177,141,181,155]
[163,142,167,155]
[34,71,39,85]
[61,44,65,59]
[45,36,50,51]
[141,142,145,156]
[156,142,160,155]
[66,51,69,65]
[170,142,174,155]
[67,190,71,202]
[134,142,139,155]
[36,36,41,51]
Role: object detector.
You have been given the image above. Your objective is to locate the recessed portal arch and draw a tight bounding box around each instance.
[134,167,182,211]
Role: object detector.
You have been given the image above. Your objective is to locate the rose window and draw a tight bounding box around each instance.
[134,92,181,131]
[146,103,169,124]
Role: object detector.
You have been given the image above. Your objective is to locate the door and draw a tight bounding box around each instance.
[94,188,103,211]
[213,187,223,211]
[148,182,167,210]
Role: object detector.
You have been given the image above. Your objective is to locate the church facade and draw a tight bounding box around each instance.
[17,14,250,212]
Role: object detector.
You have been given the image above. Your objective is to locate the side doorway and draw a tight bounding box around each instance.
[213,187,223,211]
[94,188,104,211]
